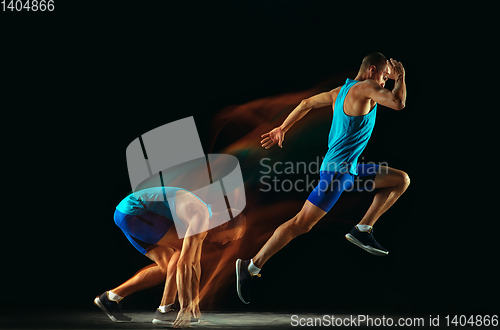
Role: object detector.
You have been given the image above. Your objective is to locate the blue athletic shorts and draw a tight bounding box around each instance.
[114,209,173,255]
[307,164,380,212]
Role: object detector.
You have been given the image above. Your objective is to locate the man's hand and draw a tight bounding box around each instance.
[261,127,285,149]
[387,58,405,80]
[173,308,192,328]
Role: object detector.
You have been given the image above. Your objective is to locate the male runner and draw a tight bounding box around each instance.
[94,186,245,328]
[236,53,409,304]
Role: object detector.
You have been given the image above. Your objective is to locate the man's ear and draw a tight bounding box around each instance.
[368,65,377,77]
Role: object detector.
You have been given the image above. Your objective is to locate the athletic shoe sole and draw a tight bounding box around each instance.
[235,259,250,304]
[345,233,389,256]
[152,319,200,325]
[94,297,133,323]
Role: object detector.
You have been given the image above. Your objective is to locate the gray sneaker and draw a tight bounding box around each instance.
[152,307,200,325]
[152,307,176,324]
[345,226,389,256]
[94,292,133,322]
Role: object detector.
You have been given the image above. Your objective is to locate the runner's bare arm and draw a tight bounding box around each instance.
[261,88,339,149]
[280,90,336,133]
[191,241,203,318]
[174,201,209,328]
[174,232,206,328]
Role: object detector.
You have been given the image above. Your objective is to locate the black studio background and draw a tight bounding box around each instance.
[2,0,497,324]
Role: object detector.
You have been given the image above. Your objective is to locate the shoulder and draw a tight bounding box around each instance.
[349,79,382,100]
[355,79,380,91]
[175,191,210,229]
[330,86,341,96]
[329,86,341,103]
[175,190,205,208]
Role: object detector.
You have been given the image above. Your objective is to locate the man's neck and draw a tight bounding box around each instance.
[354,71,370,81]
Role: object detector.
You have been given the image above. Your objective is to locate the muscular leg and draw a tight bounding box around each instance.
[110,263,165,298]
[252,200,327,269]
[146,246,178,307]
[358,166,410,227]
[161,250,179,306]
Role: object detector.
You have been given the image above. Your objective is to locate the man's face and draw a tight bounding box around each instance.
[371,65,389,88]
[209,227,244,245]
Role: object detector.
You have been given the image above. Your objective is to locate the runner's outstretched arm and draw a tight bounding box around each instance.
[261,90,337,149]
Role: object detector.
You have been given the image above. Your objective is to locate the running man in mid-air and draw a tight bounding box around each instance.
[236,53,409,304]
[94,186,245,328]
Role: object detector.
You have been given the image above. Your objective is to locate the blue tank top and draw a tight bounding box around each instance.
[116,187,212,219]
[320,79,377,175]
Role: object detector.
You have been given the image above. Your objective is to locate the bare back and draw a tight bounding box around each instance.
[330,81,376,117]
[155,190,209,250]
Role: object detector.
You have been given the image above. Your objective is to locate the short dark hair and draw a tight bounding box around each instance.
[361,52,387,72]
[226,212,246,231]
[210,210,246,233]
